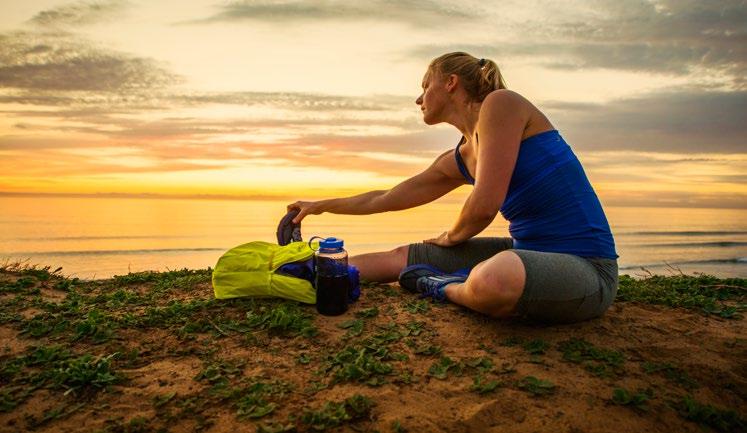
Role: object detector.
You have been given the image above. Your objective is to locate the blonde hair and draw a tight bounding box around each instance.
[427,52,507,102]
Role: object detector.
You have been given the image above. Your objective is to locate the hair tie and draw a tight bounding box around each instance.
[478,58,486,67]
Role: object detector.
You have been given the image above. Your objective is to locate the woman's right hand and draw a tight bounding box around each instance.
[287,200,326,224]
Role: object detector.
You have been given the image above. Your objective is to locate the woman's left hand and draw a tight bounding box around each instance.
[424,231,461,247]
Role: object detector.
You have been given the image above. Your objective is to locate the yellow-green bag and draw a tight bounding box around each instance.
[212,241,317,304]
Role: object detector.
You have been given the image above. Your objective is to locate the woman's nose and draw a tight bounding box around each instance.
[415,94,423,105]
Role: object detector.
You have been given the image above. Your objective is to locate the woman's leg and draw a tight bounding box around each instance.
[443,250,618,323]
[349,237,513,284]
[444,250,526,318]
[349,245,410,283]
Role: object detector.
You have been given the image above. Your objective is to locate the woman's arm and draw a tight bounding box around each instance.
[431,91,527,245]
[289,148,465,223]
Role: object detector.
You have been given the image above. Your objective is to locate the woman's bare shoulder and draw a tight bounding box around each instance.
[482,89,531,107]
[478,90,530,121]
[482,90,554,134]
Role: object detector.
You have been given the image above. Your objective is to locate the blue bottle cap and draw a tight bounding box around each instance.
[319,237,344,249]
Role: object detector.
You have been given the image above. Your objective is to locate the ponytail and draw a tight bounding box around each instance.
[428,52,507,102]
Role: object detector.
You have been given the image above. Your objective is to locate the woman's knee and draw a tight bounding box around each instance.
[466,251,526,316]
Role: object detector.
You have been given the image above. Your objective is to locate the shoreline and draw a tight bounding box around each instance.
[2,258,747,282]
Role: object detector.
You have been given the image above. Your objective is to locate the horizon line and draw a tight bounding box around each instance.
[1,190,745,210]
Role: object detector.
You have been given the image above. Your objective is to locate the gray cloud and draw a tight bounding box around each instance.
[715,174,747,184]
[0,87,412,113]
[545,0,746,83]
[195,0,478,27]
[175,92,412,112]
[0,31,178,93]
[28,0,129,27]
[544,89,747,153]
[411,0,747,88]
[3,85,745,156]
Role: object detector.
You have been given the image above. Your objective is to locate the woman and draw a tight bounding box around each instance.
[288,52,618,324]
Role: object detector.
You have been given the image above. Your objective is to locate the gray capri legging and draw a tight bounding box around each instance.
[407,237,618,324]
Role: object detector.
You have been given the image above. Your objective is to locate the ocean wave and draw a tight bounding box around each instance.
[619,230,747,236]
[619,257,747,270]
[3,247,224,257]
[642,241,747,248]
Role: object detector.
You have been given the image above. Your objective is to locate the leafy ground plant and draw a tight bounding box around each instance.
[428,356,460,379]
[642,361,698,390]
[320,345,394,386]
[300,394,374,431]
[611,387,653,411]
[675,395,746,432]
[470,374,502,394]
[557,338,624,377]
[1,346,121,408]
[518,376,556,396]
[618,274,746,319]
[522,338,549,355]
[244,301,318,337]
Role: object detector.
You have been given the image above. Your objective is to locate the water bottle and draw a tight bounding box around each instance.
[313,237,350,316]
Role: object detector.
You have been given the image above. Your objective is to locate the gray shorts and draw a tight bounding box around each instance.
[407,237,618,324]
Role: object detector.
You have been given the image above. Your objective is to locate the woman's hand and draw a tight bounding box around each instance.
[424,231,462,247]
[287,200,326,224]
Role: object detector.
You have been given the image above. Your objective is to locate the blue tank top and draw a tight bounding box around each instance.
[455,130,617,259]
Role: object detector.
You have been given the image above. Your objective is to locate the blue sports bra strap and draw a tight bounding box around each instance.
[455,137,476,185]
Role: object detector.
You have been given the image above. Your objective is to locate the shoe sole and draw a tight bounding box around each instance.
[276,209,302,245]
[398,264,445,293]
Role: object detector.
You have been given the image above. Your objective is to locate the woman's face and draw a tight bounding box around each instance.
[415,70,448,125]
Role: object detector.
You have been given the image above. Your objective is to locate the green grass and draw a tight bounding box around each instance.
[320,345,394,386]
[611,387,653,411]
[193,358,294,422]
[618,274,746,319]
[427,356,493,380]
[642,361,698,390]
[243,302,318,338]
[1,346,122,409]
[675,395,746,432]
[111,268,212,288]
[557,338,624,377]
[338,318,365,338]
[194,359,246,386]
[45,353,121,393]
[256,421,296,433]
[402,299,430,314]
[354,306,380,318]
[391,419,407,433]
[412,343,442,356]
[522,338,549,355]
[470,374,502,394]
[517,376,556,396]
[300,394,374,431]
[428,356,460,379]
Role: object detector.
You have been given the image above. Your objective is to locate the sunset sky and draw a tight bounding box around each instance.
[0,0,745,208]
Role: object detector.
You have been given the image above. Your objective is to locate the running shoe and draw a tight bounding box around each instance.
[398,264,471,293]
[416,274,468,302]
[276,209,303,245]
[397,264,446,293]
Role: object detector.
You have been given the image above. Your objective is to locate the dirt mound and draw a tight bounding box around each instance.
[0,267,745,432]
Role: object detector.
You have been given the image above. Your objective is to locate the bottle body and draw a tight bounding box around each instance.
[314,241,349,316]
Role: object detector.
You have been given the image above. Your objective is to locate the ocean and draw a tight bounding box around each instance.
[1,196,745,280]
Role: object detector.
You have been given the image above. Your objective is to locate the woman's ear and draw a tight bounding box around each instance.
[445,74,459,92]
